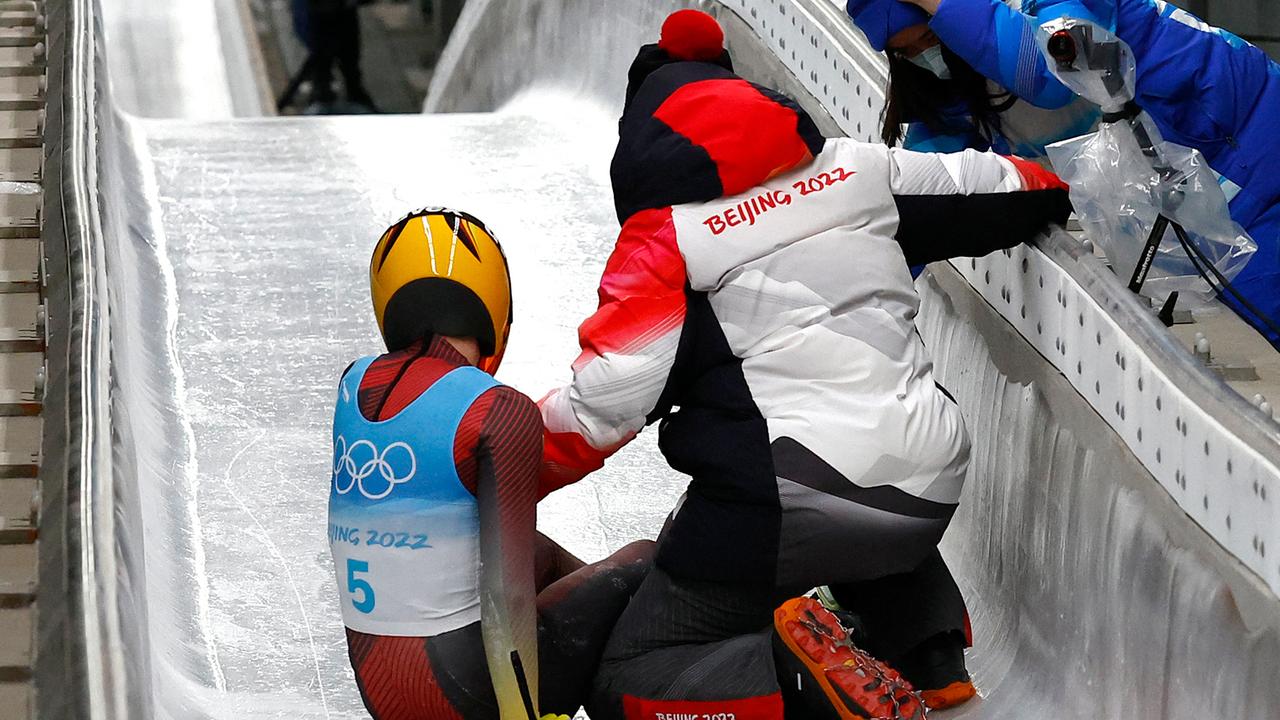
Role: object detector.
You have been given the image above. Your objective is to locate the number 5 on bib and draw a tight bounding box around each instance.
[347,559,376,614]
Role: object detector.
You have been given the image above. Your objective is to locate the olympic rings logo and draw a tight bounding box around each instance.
[332,436,417,500]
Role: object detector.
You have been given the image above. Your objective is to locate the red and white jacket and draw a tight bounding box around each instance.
[540,60,1070,586]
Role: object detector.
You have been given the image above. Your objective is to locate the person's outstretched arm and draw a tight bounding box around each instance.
[904,0,1100,109]
[472,387,544,719]
[538,208,687,496]
[888,146,1073,265]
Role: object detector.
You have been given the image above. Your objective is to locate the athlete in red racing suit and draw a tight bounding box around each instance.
[536,11,1073,720]
[331,210,653,720]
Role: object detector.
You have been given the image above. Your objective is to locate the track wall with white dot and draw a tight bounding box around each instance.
[727,0,1280,601]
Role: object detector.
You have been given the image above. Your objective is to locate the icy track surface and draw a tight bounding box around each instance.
[141,112,685,718]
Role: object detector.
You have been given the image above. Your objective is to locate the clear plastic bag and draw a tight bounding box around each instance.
[1038,16,1257,302]
[1046,118,1257,303]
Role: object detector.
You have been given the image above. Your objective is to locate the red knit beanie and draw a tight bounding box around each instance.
[658,9,726,62]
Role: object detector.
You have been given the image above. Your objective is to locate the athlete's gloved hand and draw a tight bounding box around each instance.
[540,715,571,720]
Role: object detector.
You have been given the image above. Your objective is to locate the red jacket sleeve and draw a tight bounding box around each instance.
[536,207,688,496]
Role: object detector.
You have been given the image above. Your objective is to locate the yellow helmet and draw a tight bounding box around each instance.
[370,208,513,374]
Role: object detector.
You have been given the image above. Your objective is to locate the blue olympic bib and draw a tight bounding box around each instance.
[327,356,499,636]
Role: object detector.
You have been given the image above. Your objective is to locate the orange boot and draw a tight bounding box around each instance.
[773,597,926,720]
[896,631,977,711]
[920,681,977,712]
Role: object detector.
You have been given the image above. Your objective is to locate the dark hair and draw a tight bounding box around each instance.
[880,45,1017,148]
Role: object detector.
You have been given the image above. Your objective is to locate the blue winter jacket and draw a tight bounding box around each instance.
[932,0,1280,347]
[901,0,1100,156]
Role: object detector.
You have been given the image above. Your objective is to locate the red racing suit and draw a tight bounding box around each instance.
[339,337,651,719]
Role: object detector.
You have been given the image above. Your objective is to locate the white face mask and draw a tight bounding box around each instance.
[907,44,952,80]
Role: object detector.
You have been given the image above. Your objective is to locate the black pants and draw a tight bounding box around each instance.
[428,540,656,718]
[587,550,966,720]
[589,567,786,720]
[307,1,372,105]
[829,549,967,665]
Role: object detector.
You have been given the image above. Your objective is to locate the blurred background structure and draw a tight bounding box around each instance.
[252,0,465,114]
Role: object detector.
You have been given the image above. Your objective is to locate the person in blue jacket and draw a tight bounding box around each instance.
[880,0,1280,347]
[847,0,1100,157]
